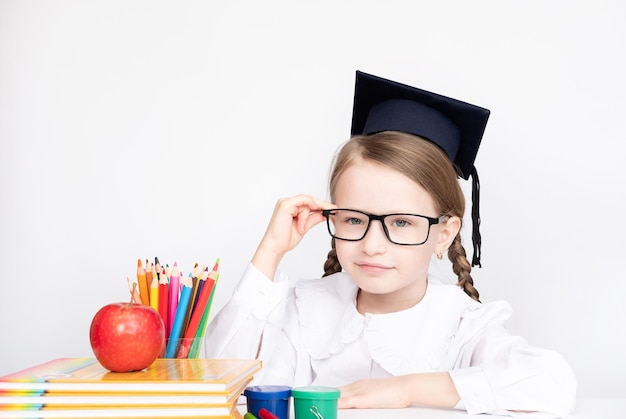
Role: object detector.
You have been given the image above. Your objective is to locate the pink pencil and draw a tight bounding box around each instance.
[168,262,180,336]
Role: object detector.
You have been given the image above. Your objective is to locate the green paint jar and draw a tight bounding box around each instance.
[291,386,340,419]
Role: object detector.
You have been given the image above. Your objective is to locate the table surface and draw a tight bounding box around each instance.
[239,398,625,418]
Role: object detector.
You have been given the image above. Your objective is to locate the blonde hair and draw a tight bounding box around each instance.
[322,131,480,302]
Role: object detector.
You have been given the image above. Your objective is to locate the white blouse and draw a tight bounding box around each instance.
[205,263,577,417]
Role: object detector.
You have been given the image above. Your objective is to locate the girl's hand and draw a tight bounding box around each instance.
[252,194,335,280]
[338,377,410,409]
[338,373,459,409]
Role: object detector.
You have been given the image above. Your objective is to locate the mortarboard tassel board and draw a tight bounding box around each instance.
[350,71,490,267]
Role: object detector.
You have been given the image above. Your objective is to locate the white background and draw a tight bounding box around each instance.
[1,0,624,398]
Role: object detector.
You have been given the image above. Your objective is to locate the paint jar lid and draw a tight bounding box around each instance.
[291,386,340,400]
[244,385,292,400]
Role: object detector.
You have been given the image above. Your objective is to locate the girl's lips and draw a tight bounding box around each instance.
[356,261,392,273]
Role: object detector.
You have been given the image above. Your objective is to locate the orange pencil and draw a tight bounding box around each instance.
[158,268,169,338]
[136,259,149,306]
[144,259,153,304]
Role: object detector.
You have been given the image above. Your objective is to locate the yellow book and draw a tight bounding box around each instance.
[0,358,261,394]
[0,377,251,408]
[0,403,244,418]
[0,359,258,418]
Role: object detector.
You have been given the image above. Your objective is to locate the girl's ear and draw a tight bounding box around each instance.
[435,216,461,255]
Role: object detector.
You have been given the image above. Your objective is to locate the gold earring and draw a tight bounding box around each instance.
[436,252,443,260]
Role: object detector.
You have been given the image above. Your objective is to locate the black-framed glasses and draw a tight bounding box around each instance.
[322,208,446,246]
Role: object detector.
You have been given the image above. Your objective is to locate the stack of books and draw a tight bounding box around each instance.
[0,357,262,418]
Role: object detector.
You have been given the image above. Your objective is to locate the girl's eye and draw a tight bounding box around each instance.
[392,219,410,228]
[347,217,363,225]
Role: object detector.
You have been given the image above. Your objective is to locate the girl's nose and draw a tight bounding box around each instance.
[359,220,388,255]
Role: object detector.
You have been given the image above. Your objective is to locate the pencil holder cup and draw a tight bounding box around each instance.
[161,337,206,359]
[291,386,340,419]
[244,385,291,419]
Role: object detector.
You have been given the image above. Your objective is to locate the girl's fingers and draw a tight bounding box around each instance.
[281,194,335,215]
[276,195,334,234]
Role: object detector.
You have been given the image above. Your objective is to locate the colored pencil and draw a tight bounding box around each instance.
[190,260,220,357]
[188,272,219,359]
[182,270,198,335]
[165,275,193,358]
[151,261,158,286]
[178,260,218,358]
[136,259,150,306]
[192,268,208,313]
[144,259,153,304]
[125,258,221,356]
[197,272,219,339]
[149,273,159,312]
[158,269,169,338]
[154,256,161,280]
[258,408,279,419]
[167,262,180,336]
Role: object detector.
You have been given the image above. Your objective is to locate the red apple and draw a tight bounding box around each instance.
[89,302,165,372]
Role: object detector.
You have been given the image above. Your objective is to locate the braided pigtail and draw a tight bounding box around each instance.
[448,234,480,302]
[322,239,342,277]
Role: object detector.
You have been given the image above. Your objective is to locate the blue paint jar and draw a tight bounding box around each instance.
[244,385,292,419]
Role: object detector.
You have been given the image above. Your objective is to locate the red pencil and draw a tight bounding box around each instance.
[259,408,279,419]
[177,262,218,358]
[158,268,169,339]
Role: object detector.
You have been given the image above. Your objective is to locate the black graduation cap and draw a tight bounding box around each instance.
[351,71,490,180]
[350,71,490,266]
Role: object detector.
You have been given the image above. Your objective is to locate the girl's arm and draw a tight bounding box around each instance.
[252,195,334,280]
[338,372,459,409]
[339,301,576,416]
[204,262,312,386]
[203,263,290,360]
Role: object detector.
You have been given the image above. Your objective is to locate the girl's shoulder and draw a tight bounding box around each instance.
[426,281,481,308]
[426,282,513,323]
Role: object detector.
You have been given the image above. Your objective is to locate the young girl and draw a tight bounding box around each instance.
[205,72,577,416]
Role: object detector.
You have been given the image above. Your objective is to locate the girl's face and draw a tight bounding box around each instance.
[333,159,455,313]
